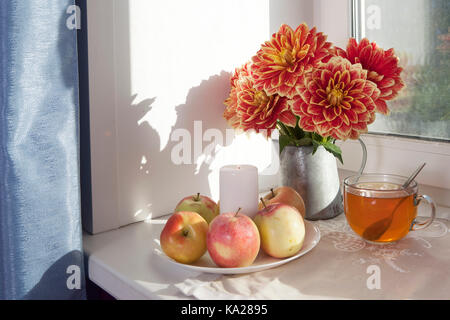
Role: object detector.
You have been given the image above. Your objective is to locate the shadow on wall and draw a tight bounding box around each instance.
[116,71,232,222]
[102,0,234,223]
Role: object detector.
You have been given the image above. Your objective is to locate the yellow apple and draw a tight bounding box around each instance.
[254,202,305,258]
[160,211,208,264]
[259,186,306,218]
[175,193,218,224]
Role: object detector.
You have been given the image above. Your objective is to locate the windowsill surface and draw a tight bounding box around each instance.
[83,216,191,300]
[83,204,450,300]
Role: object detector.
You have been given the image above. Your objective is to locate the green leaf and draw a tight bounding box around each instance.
[311,132,323,142]
[279,134,293,155]
[311,139,320,155]
[279,128,343,164]
[293,116,305,139]
[323,141,344,164]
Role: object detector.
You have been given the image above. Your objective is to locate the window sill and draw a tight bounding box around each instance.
[83,201,449,300]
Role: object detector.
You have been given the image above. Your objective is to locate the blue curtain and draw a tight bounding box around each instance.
[0,1,85,299]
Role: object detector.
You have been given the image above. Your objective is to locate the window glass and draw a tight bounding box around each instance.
[355,0,449,140]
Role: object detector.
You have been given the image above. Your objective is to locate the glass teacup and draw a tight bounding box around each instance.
[343,174,436,243]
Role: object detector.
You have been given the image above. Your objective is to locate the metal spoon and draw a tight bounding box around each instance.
[401,163,426,190]
[362,163,426,242]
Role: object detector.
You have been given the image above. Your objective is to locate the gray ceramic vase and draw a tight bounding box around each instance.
[280,145,344,220]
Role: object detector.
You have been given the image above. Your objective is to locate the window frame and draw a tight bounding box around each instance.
[335,0,450,208]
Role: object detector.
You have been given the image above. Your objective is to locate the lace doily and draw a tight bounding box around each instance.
[314,215,449,273]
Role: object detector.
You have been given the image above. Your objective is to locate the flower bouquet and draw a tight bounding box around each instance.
[223,23,405,220]
[224,23,405,163]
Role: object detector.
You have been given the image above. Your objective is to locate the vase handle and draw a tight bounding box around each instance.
[357,137,367,177]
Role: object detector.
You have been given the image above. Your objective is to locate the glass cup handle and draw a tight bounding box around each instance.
[411,194,436,231]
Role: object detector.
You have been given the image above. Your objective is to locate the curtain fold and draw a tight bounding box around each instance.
[0,1,85,299]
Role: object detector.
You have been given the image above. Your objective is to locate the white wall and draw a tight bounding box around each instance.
[85,0,352,233]
[270,0,350,46]
[87,0,277,232]
[313,0,350,47]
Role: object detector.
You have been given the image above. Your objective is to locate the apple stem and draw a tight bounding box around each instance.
[194,193,200,201]
[260,197,267,209]
[271,188,275,198]
[235,207,242,217]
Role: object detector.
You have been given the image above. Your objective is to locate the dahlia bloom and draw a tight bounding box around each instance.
[332,38,405,114]
[224,63,296,136]
[223,64,251,128]
[290,56,381,140]
[251,23,332,99]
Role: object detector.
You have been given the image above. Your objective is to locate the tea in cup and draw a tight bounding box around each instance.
[344,174,436,243]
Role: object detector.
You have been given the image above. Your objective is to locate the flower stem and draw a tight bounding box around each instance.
[276,122,289,136]
[278,121,295,138]
[285,125,297,138]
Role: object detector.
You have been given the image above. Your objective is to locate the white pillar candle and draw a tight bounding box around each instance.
[219,165,259,218]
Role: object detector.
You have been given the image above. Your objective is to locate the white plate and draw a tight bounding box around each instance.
[153,221,321,274]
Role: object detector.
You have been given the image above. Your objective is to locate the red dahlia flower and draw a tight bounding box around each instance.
[251,23,332,99]
[290,56,381,140]
[333,38,405,114]
[224,63,296,136]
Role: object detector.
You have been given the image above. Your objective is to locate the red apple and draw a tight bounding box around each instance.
[160,211,209,264]
[254,201,305,258]
[258,187,306,218]
[175,193,218,224]
[207,211,260,268]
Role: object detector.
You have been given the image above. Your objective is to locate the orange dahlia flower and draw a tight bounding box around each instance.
[224,63,296,136]
[332,38,405,114]
[290,56,380,140]
[223,64,251,128]
[251,23,332,99]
